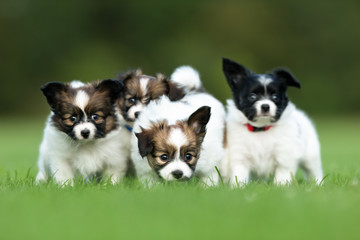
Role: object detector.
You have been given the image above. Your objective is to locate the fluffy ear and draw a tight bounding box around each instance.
[40,82,68,109]
[272,69,301,89]
[222,58,252,90]
[135,128,154,158]
[165,80,185,101]
[96,79,124,102]
[116,69,142,83]
[187,106,211,135]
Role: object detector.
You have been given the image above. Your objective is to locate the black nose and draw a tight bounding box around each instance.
[134,111,140,119]
[172,170,183,179]
[81,129,90,138]
[261,104,270,113]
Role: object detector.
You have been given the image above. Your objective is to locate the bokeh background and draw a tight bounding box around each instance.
[1,0,359,118]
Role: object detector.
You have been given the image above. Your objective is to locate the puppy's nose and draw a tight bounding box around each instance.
[261,104,270,113]
[134,111,140,119]
[172,170,183,179]
[81,129,90,139]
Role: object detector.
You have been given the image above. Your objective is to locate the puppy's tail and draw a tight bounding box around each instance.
[170,66,203,92]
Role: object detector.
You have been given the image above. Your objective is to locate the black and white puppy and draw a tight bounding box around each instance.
[131,66,226,186]
[221,58,323,185]
[36,79,130,185]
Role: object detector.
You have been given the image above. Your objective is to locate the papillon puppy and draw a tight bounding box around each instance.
[116,69,185,124]
[221,58,323,185]
[131,66,226,186]
[36,79,131,185]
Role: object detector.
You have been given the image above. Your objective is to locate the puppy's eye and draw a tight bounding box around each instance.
[248,93,257,102]
[272,94,279,102]
[160,154,169,161]
[69,116,77,123]
[91,114,99,121]
[128,97,135,104]
[184,153,193,162]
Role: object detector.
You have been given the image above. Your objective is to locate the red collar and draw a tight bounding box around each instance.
[245,123,272,132]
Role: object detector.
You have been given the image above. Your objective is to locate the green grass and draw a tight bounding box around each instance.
[0,116,359,240]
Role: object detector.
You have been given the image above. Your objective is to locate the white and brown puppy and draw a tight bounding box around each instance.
[221,58,323,186]
[131,67,226,186]
[36,79,130,185]
[116,69,185,124]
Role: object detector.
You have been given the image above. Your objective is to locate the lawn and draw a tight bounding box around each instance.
[0,116,359,240]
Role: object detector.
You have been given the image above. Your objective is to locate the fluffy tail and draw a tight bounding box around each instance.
[170,66,203,92]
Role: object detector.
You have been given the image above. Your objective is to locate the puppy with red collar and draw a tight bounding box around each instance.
[221,58,323,186]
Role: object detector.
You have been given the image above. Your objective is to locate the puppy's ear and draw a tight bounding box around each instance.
[96,79,124,102]
[135,128,154,158]
[222,58,251,90]
[187,106,211,136]
[116,69,141,83]
[41,82,68,109]
[273,69,301,89]
[166,80,185,101]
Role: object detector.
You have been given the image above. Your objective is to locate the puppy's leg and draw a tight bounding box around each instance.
[301,156,323,184]
[201,169,220,187]
[274,166,294,185]
[51,160,74,186]
[35,156,48,183]
[229,163,250,187]
[105,167,127,184]
[139,173,158,188]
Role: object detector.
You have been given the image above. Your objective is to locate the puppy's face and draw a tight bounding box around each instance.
[222,58,301,125]
[117,70,184,122]
[41,79,123,141]
[135,106,211,181]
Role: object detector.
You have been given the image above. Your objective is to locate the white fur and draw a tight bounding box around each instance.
[75,90,90,111]
[36,112,131,185]
[170,66,202,91]
[70,80,85,88]
[73,122,97,140]
[168,128,188,149]
[257,75,273,87]
[221,100,323,186]
[159,160,193,181]
[131,93,226,186]
[139,78,149,95]
[254,99,277,120]
[127,103,145,120]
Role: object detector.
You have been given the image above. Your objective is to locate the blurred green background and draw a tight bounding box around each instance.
[1,0,359,118]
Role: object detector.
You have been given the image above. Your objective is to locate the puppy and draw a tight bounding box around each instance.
[36,79,130,185]
[221,58,323,185]
[116,69,185,124]
[131,66,226,186]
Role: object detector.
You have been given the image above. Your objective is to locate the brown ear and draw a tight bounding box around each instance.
[165,79,185,101]
[187,106,211,135]
[96,79,124,102]
[116,69,142,83]
[135,128,154,158]
[41,82,68,109]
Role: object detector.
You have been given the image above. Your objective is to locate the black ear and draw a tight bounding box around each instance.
[135,128,154,158]
[97,79,124,102]
[222,58,252,90]
[40,82,68,108]
[187,106,211,135]
[272,69,301,89]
